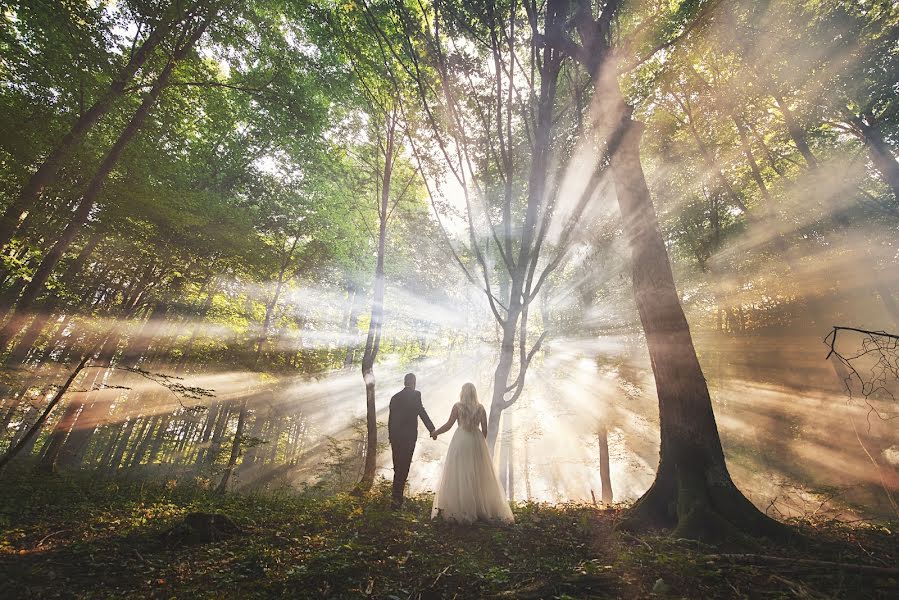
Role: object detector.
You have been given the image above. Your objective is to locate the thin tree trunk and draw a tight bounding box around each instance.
[357,117,396,493]
[732,114,771,203]
[486,320,517,452]
[206,404,231,465]
[145,413,171,464]
[238,408,267,469]
[0,353,91,473]
[215,399,246,493]
[0,6,187,249]
[673,91,747,213]
[195,401,220,465]
[343,283,359,367]
[217,239,294,493]
[0,229,102,360]
[597,425,612,504]
[129,414,160,468]
[45,332,120,467]
[106,417,137,471]
[773,93,818,169]
[0,18,210,347]
[96,425,122,468]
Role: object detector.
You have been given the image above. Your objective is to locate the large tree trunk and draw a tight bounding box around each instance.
[589,53,788,541]
[0,6,187,250]
[850,115,899,202]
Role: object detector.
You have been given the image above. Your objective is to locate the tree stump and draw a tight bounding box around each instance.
[163,512,243,545]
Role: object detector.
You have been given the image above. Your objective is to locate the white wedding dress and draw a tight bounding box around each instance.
[431,403,514,524]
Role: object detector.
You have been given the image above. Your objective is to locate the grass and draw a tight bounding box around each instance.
[0,470,895,599]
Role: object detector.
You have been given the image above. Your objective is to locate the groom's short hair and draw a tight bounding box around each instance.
[404,373,416,387]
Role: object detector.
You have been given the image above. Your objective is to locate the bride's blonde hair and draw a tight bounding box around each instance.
[457,382,482,428]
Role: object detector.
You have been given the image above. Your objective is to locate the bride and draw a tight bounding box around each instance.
[430,383,514,524]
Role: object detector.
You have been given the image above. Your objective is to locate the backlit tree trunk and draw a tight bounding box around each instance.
[597,425,612,504]
[0,353,92,473]
[357,116,395,493]
[563,0,790,539]
[849,114,899,201]
[773,93,818,170]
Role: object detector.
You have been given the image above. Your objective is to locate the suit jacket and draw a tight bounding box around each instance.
[388,387,435,445]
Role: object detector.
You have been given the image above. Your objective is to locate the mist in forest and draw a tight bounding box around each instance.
[1,0,897,527]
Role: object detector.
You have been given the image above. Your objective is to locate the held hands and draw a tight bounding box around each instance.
[430,430,439,440]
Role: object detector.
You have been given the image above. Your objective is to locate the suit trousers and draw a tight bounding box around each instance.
[391,439,416,503]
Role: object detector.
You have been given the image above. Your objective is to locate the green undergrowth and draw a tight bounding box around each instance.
[0,470,895,599]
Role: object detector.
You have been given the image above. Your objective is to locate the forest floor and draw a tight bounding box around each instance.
[0,471,895,599]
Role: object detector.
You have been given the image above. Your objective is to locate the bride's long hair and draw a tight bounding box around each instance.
[457,382,482,429]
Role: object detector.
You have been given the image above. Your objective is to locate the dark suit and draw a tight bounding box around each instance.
[388,386,435,504]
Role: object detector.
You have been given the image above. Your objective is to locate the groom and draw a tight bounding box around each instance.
[388,373,435,508]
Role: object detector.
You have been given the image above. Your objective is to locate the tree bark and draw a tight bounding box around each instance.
[573,17,789,538]
[850,115,899,201]
[356,116,396,493]
[487,320,517,452]
[597,425,613,504]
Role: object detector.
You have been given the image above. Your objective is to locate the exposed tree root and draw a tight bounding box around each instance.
[708,554,899,577]
[619,464,795,544]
